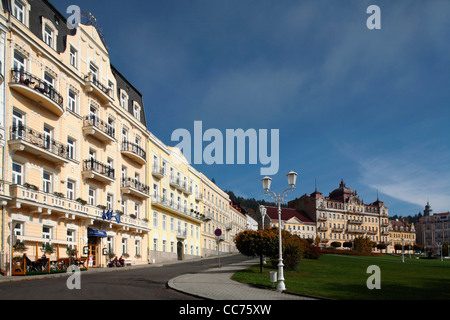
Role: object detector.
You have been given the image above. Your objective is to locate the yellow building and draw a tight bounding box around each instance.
[200,173,233,256]
[3,0,150,274]
[388,219,416,253]
[148,133,203,263]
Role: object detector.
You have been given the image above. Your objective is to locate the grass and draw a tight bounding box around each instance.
[231,254,450,300]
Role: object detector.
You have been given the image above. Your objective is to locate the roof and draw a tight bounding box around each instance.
[264,206,315,224]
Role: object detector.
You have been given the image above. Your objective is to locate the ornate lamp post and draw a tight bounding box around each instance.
[261,171,298,292]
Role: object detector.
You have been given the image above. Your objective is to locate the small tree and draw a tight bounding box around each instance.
[234,229,278,273]
[354,236,375,255]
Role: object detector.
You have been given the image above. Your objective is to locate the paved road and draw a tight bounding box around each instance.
[0,254,249,300]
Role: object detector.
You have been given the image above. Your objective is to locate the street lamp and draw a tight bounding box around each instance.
[259,205,268,230]
[401,237,404,263]
[261,171,298,292]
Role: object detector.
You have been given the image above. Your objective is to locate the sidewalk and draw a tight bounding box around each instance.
[167,258,315,300]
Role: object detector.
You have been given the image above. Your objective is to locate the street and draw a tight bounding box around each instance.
[0,254,249,300]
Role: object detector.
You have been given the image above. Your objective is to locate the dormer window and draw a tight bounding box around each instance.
[133,103,140,120]
[44,25,54,48]
[13,0,25,24]
[120,91,128,109]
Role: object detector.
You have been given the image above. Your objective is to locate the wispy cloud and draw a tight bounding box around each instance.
[353,147,450,213]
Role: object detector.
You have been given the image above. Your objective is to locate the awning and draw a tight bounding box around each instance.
[87,227,107,238]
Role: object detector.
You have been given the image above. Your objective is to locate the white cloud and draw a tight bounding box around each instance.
[356,152,450,213]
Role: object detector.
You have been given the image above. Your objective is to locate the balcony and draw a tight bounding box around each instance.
[347,219,363,225]
[81,159,115,184]
[331,227,344,233]
[169,175,182,190]
[82,115,115,143]
[176,229,187,239]
[195,192,203,201]
[317,226,328,232]
[317,215,328,221]
[84,73,114,105]
[121,141,146,165]
[120,177,150,199]
[152,196,203,222]
[9,184,150,232]
[8,126,71,167]
[10,69,64,116]
[151,165,165,179]
[346,227,366,234]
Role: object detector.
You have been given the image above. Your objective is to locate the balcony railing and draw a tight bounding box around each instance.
[84,72,114,103]
[82,159,115,182]
[10,69,64,115]
[9,184,150,230]
[121,141,146,165]
[121,177,150,196]
[151,165,165,179]
[152,195,202,221]
[83,115,115,141]
[9,125,71,162]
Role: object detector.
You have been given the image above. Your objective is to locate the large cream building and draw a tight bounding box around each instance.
[1,0,248,274]
[288,180,390,247]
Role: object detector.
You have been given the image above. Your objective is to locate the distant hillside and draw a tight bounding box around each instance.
[225,190,286,215]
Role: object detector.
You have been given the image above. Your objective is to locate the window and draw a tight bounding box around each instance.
[13,51,26,71]
[67,180,75,200]
[122,238,127,255]
[162,215,167,230]
[122,127,128,143]
[13,0,25,24]
[133,104,140,120]
[106,194,113,210]
[44,73,54,88]
[67,230,75,250]
[68,90,77,113]
[13,222,23,236]
[43,126,52,150]
[88,187,95,205]
[134,202,140,218]
[121,199,127,215]
[43,171,52,193]
[107,237,113,253]
[121,92,128,109]
[42,226,52,240]
[44,25,54,48]
[69,46,77,68]
[12,162,23,185]
[135,240,141,256]
[67,138,75,160]
[153,212,158,228]
[90,63,98,83]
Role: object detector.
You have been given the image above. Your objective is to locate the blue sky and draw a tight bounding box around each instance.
[54,0,450,216]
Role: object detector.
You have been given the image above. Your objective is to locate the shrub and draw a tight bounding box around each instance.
[354,236,375,254]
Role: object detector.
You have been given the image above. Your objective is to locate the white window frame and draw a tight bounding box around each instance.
[68,90,77,113]
[12,162,23,185]
[13,0,25,24]
[69,46,77,68]
[67,180,75,200]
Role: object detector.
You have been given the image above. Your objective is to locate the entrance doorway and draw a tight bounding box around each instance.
[177,241,184,261]
[88,237,98,267]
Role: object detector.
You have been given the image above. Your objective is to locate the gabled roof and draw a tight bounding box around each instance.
[264,206,315,224]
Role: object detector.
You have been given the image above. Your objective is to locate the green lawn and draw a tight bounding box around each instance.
[231,254,450,300]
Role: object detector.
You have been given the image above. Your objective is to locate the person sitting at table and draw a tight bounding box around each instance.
[22,253,34,272]
[119,255,125,267]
